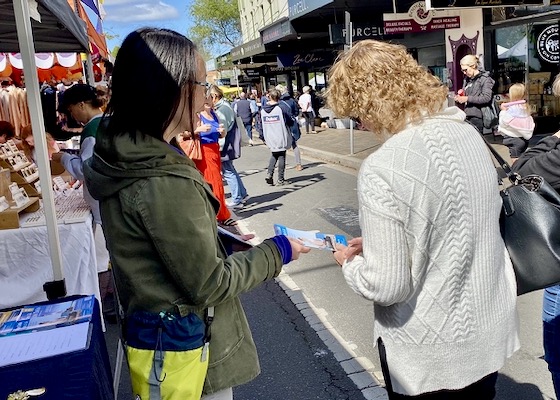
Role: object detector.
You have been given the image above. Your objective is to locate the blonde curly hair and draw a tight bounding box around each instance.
[325,40,448,135]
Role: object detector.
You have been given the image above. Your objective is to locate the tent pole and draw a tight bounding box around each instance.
[86,53,95,85]
[13,0,66,299]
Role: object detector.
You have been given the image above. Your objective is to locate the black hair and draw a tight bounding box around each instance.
[0,121,15,139]
[60,84,105,112]
[102,28,198,149]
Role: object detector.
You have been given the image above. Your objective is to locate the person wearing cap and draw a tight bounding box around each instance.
[59,84,106,220]
[298,85,316,134]
[59,84,112,310]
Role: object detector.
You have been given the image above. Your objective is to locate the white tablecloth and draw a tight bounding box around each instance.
[0,215,101,309]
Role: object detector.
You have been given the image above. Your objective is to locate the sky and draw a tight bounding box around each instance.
[96,0,193,52]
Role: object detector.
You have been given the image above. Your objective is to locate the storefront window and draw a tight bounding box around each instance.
[308,71,325,91]
[496,23,559,117]
[496,25,526,95]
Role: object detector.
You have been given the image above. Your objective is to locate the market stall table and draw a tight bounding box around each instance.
[0,193,100,309]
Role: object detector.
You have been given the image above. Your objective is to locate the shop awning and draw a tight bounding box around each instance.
[0,0,89,53]
[221,86,243,95]
[487,9,560,30]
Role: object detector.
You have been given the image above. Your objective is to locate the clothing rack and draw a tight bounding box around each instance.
[0,85,30,136]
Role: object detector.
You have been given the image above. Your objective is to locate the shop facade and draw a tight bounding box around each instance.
[491,10,560,128]
[231,0,560,133]
[229,0,492,99]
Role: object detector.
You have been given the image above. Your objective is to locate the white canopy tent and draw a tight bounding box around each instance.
[498,36,528,59]
[1,0,89,298]
[498,36,541,71]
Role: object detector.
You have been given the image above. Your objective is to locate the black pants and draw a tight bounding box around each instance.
[503,137,529,158]
[302,111,314,133]
[267,151,286,182]
[378,338,498,400]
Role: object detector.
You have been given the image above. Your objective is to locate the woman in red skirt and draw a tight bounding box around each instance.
[192,103,235,226]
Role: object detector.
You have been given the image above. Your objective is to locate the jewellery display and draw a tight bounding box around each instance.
[34,180,41,194]
[0,196,9,212]
[9,182,29,208]
[6,139,19,153]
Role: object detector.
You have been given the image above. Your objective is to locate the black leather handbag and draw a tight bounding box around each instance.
[484,140,560,295]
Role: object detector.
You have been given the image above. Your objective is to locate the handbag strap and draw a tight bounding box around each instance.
[481,136,519,185]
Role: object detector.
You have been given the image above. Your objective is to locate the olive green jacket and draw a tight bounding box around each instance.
[84,131,283,394]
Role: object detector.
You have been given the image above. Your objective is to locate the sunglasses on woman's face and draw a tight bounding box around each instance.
[461,68,469,73]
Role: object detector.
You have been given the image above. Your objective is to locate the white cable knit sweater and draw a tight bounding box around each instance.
[343,106,519,396]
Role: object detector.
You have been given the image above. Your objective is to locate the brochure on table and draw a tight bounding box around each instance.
[0,296,95,367]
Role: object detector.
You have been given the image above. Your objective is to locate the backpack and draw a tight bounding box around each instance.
[482,101,499,130]
[280,100,301,141]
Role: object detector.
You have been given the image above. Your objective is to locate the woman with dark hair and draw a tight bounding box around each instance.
[59,83,112,312]
[84,28,309,400]
[0,120,16,144]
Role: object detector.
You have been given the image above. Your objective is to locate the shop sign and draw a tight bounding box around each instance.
[426,0,542,8]
[231,38,265,61]
[383,1,460,34]
[536,25,559,64]
[215,78,231,86]
[269,66,300,73]
[243,68,261,78]
[288,0,333,20]
[262,20,295,44]
[328,23,384,44]
[277,51,334,68]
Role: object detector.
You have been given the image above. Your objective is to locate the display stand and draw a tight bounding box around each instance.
[9,170,41,198]
[0,197,40,229]
[0,145,41,199]
[0,141,41,229]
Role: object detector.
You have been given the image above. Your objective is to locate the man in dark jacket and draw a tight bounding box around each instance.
[234,92,254,146]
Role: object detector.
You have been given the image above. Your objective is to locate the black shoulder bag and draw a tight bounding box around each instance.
[484,139,560,295]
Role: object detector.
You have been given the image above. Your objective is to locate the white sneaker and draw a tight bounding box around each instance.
[249,139,254,146]
[226,200,243,209]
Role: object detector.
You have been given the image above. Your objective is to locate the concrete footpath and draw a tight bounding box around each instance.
[293,126,512,170]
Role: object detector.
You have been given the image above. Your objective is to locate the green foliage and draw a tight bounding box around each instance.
[188,0,241,56]
[110,46,120,59]
[104,32,119,42]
